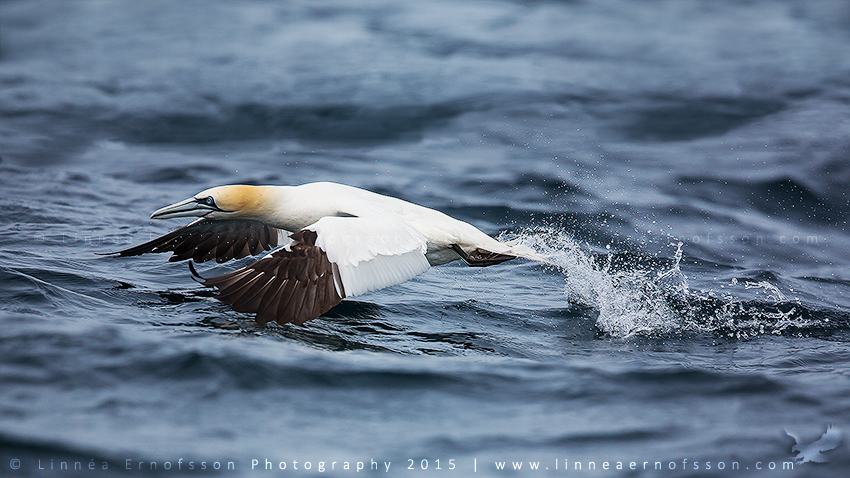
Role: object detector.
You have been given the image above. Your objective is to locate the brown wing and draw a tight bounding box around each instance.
[194,230,345,325]
[104,219,282,263]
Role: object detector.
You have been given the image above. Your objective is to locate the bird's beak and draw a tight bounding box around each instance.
[150,198,215,220]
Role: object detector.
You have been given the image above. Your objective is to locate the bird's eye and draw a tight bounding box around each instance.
[196,196,217,208]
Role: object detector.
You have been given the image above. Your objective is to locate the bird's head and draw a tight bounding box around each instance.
[150,185,274,221]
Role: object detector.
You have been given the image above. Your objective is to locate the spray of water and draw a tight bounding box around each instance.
[502,227,817,338]
[502,227,684,337]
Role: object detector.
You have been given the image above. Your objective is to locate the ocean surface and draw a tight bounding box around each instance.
[2,0,850,476]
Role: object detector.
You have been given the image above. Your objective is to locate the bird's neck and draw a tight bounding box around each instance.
[247,185,333,232]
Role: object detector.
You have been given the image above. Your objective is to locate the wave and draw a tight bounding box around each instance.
[114,101,474,144]
[504,228,850,339]
[612,97,786,142]
[672,176,849,225]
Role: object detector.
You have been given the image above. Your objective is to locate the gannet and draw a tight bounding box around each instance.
[105,182,546,325]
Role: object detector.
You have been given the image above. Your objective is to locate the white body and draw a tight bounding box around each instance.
[259,182,511,265]
[219,182,538,297]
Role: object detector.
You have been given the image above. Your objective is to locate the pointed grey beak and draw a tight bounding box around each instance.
[150,197,214,219]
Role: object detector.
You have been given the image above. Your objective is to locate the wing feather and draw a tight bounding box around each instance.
[284,281,308,325]
[232,276,276,313]
[308,215,430,297]
[220,272,266,305]
[256,281,287,325]
[197,230,344,325]
[103,219,282,263]
[246,231,262,256]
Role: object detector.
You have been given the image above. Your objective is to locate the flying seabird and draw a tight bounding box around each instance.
[105,182,547,325]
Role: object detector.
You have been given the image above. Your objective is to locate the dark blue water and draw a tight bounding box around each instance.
[2,0,850,476]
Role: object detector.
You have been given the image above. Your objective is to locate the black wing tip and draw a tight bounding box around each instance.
[188,261,206,284]
[451,244,517,267]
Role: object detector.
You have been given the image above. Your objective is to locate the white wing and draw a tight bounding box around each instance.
[307,215,431,297]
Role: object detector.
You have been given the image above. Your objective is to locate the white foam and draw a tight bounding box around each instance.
[502,227,685,338]
[501,227,814,339]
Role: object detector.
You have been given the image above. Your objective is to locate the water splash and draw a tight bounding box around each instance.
[502,227,827,339]
[503,228,686,337]
[740,279,786,302]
